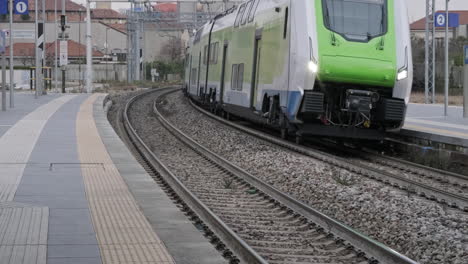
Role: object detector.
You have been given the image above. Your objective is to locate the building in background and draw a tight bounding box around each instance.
[1,0,127,66]
[411,10,468,39]
[91,8,126,24]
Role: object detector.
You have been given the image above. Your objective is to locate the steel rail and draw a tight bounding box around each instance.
[365,148,468,183]
[122,88,268,264]
[187,96,468,212]
[155,89,418,264]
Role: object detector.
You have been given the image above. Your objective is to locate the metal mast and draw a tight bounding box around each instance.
[425,0,436,104]
[85,0,92,93]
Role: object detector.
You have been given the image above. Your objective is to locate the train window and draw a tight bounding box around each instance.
[283,7,288,39]
[241,1,253,25]
[194,29,203,44]
[231,64,238,90]
[210,42,219,64]
[322,0,387,42]
[237,64,244,91]
[191,68,197,85]
[231,63,244,91]
[234,3,246,27]
[215,43,219,64]
[203,45,208,65]
[248,0,260,23]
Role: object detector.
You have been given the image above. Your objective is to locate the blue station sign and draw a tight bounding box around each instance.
[14,0,28,15]
[464,46,468,65]
[0,0,28,15]
[435,13,460,28]
[0,0,7,15]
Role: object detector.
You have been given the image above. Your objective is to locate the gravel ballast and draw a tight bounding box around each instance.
[146,91,468,264]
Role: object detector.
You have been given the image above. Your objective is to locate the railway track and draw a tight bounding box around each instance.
[117,88,416,264]
[186,92,468,212]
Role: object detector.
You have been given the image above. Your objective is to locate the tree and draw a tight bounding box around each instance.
[161,36,184,61]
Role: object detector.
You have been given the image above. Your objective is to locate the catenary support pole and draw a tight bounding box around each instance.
[34,0,39,99]
[444,0,450,116]
[464,62,468,118]
[62,0,65,93]
[41,0,45,95]
[54,0,58,91]
[9,0,13,107]
[85,0,92,93]
[2,51,6,111]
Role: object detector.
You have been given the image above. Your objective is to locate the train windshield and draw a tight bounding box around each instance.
[322,0,387,42]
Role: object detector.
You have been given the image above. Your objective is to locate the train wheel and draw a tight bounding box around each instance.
[295,135,303,145]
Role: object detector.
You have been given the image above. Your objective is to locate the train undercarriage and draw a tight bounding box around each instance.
[187,83,406,143]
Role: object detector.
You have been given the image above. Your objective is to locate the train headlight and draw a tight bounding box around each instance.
[308,61,318,73]
[397,69,408,81]
[397,47,409,81]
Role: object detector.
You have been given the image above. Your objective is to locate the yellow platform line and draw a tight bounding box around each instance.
[404,123,468,139]
[76,94,175,264]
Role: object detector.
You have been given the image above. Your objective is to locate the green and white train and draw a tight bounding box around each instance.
[184,0,412,140]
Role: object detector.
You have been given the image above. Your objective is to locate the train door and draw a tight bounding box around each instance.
[220,44,228,104]
[250,36,262,109]
[197,52,202,96]
[188,55,192,91]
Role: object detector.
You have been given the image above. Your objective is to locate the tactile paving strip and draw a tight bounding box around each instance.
[76,94,175,264]
[0,203,48,264]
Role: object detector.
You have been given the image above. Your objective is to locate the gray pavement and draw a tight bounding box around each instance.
[400,103,468,147]
[0,92,62,137]
[14,95,102,264]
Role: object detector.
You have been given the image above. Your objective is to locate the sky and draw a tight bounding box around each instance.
[404,0,468,22]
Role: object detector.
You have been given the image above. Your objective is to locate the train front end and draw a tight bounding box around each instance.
[299,0,412,139]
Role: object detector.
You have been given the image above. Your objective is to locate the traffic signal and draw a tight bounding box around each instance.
[60,15,66,32]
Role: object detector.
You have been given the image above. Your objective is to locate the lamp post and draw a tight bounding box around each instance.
[106,27,109,82]
[444,0,450,116]
[54,0,58,92]
[85,0,92,93]
[9,0,13,107]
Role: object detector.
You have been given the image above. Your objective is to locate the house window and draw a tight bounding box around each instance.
[231,63,244,91]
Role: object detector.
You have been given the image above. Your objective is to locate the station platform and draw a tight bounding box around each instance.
[400,103,468,148]
[0,92,225,264]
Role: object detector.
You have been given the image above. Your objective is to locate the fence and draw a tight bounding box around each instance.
[413,62,464,94]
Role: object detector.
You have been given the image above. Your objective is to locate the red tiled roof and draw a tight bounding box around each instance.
[28,0,85,12]
[411,10,468,30]
[92,8,126,19]
[153,3,177,13]
[6,40,103,57]
[100,22,127,34]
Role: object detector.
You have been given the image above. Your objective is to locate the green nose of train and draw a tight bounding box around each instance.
[316,0,396,88]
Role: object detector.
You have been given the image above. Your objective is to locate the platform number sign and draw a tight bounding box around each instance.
[0,0,28,15]
[436,14,445,27]
[435,13,460,28]
[14,0,28,15]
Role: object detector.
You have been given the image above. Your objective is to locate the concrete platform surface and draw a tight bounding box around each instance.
[0,93,226,264]
[401,103,468,147]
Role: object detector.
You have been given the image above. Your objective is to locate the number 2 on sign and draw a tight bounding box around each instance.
[437,14,445,26]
